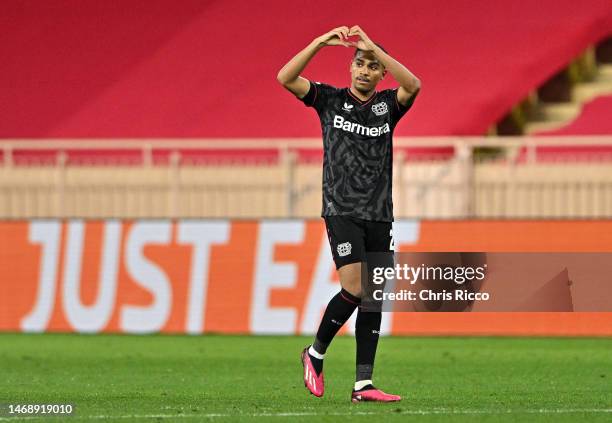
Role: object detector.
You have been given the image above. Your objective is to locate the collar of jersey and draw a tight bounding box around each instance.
[346,88,378,106]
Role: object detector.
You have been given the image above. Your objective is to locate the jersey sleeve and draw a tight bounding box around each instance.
[388,88,419,124]
[298,80,338,113]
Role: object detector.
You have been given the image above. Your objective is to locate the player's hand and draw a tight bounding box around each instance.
[347,26,377,51]
[316,27,351,47]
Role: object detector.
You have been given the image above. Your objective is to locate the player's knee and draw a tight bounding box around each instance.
[338,262,363,297]
[339,273,362,297]
[341,279,361,297]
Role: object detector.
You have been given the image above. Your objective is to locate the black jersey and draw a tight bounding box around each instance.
[299,81,418,222]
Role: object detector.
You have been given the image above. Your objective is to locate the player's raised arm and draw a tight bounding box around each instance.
[348,26,421,106]
[277,27,351,99]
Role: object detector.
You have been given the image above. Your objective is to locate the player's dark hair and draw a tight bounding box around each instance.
[353,42,388,58]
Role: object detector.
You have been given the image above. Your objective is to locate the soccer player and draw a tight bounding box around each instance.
[277,26,420,402]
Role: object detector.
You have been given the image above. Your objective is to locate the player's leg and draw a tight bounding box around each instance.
[301,216,366,397]
[313,216,366,360]
[305,263,361,372]
[351,220,400,403]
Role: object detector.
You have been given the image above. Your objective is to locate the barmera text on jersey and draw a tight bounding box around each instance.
[333,115,391,137]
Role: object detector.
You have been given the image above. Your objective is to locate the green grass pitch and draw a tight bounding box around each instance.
[1,334,611,422]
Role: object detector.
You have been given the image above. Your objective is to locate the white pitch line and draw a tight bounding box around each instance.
[1,408,611,420]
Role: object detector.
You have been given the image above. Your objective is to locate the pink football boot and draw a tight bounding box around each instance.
[301,347,324,397]
[351,386,401,403]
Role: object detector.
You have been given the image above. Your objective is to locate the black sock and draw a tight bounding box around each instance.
[309,289,361,375]
[355,309,382,382]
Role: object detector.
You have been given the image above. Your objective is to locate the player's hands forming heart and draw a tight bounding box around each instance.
[317,27,351,47]
[347,26,377,51]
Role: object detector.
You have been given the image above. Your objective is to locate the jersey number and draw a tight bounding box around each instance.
[389,229,394,251]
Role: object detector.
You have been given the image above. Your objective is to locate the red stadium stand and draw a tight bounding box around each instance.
[1,0,612,140]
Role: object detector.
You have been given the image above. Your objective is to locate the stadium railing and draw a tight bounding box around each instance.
[1,137,612,219]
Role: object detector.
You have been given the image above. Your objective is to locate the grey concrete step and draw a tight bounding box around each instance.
[524,64,612,134]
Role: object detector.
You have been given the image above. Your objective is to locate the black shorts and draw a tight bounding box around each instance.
[324,215,394,270]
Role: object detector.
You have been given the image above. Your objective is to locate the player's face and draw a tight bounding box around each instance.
[350,51,385,94]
